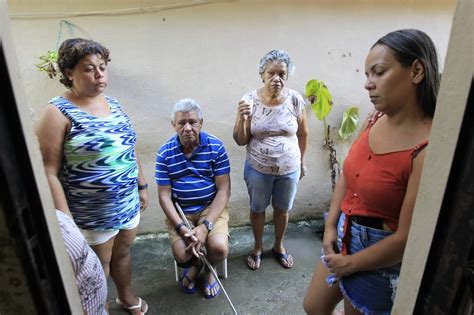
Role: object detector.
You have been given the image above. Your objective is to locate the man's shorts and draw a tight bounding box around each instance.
[165,206,229,244]
[80,211,141,246]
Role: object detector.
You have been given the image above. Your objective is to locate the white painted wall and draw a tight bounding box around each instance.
[7,0,455,233]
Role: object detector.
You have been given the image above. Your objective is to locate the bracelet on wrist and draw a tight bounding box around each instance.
[175,222,186,233]
[138,183,148,190]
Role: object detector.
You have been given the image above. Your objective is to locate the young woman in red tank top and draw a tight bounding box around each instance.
[304,29,440,315]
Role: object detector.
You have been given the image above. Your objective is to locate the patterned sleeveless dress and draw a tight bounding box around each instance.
[50,96,140,231]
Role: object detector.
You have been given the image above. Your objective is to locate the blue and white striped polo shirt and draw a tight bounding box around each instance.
[155,132,231,214]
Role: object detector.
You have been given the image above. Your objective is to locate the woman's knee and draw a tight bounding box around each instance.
[250,211,266,223]
[112,241,133,260]
[112,230,136,258]
[303,297,335,315]
[100,257,112,271]
[273,207,289,217]
[303,284,320,314]
[303,262,342,314]
[93,253,111,276]
[303,295,329,315]
[91,241,114,269]
[303,295,315,314]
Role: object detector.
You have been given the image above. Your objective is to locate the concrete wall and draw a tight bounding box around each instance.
[7,0,455,233]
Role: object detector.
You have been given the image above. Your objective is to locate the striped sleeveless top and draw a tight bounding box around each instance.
[50,96,140,230]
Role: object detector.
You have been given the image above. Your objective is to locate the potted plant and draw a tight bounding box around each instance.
[35,50,59,78]
[35,20,76,78]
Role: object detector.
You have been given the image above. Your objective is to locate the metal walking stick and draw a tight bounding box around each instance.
[173,199,238,315]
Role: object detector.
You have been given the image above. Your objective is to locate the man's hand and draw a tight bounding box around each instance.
[180,226,198,245]
[193,224,208,245]
[178,226,201,258]
[180,225,208,258]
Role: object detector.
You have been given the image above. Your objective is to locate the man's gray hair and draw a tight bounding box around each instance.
[258,49,295,77]
[171,98,203,120]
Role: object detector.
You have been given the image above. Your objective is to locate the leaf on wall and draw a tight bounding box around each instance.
[338,107,359,140]
[305,79,319,97]
[306,79,333,121]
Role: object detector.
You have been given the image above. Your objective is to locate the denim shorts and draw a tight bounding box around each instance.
[243,161,300,213]
[337,213,400,315]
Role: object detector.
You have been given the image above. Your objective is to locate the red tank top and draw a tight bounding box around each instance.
[340,114,428,231]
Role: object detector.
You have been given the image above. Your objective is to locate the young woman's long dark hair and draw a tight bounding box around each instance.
[373,29,440,117]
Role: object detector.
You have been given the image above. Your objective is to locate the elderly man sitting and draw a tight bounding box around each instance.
[155,98,231,299]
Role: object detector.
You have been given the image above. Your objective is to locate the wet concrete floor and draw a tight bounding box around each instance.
[107,220,324,315]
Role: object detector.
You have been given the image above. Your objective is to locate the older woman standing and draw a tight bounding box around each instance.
[36,38,148,314]
[233,49,309,270]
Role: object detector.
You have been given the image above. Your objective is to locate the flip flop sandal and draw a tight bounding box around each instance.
[116,297,148,314]
[204,280,221,299]
[272,248,294,269]
[247,252,262,270]
[179,268,198,294]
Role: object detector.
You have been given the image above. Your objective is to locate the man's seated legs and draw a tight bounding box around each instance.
[198,206,229,298]
[171,238,203,292]
[204,233,229,297]
[166,216,202,293]
[166,206,229,296]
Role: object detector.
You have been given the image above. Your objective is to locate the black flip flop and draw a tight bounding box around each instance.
[272,248,294,269]
[247,252,262,270]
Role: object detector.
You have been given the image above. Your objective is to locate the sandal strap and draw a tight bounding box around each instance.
[205,281,219,290]
[115,297,142,310]
[181,274,194,286]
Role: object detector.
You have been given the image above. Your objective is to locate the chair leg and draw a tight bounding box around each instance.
[215,258,228,279]
[174,260,179,282]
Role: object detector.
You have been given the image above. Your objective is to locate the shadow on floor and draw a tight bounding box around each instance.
[107,220,324,315]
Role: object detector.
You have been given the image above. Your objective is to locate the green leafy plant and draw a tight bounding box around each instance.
[306,79,333,129]
[339,106,359,140]
[35,20,76,79]
[305,79,359,190]
[35,50,58,78]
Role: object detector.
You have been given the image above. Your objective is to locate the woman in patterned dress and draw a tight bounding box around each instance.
[233,49,309,270]
[36,38,148,314]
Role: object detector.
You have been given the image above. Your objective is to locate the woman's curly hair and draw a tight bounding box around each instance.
[57,38,111,88]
